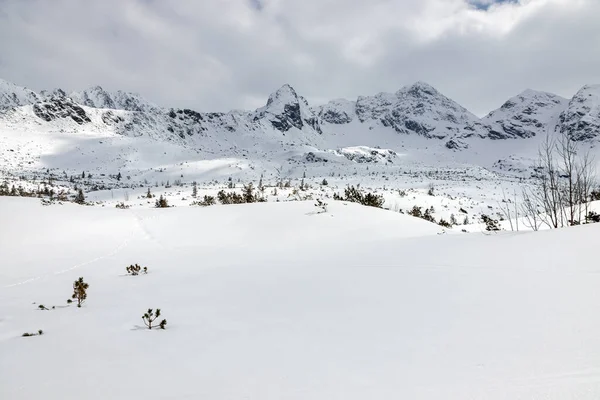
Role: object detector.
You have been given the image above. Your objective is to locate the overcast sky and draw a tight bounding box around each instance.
[0,0,598,116]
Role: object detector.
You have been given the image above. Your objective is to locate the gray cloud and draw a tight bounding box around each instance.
[0,0,598,116]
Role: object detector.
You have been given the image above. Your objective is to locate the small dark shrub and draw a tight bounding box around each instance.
[126,264,148,276]
[74,189,86,204]
[586,211,600,223]
[481,214,500,231]
[155,195,169,208]
[142,308,167,330]
[72,277,89,307]
[315,199,328,213]
[22,329,43,337]
[438,218,452,228]
[336,186,384,208]
[427,184,435,196]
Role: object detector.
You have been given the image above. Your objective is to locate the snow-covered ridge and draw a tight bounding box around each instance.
[1,78,600,153]
[558,84,600,141]
[0,78,40,109]
[482,89,569,139]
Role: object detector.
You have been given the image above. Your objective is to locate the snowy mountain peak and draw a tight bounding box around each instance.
[0,78,40,109]
[482,89,568,139]
[70,86,158,112]
[254,84,322,134]
[316,98,356,124]
[353,82,483,139]
[398,81,441,98]
[558,84,600,141]
[265,84,299,107]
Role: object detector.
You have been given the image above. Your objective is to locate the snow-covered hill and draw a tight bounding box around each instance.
[3,197,600,399]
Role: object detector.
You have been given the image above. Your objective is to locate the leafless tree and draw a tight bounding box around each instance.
[525,132,597,229]
[556,132,578,225]
[576,148,596,221]
[498,186,517,231]
[531,135,563,228]
[521,187,543,231]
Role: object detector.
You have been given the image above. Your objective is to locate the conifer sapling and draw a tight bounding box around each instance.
[72,277,89,307]
[142,308,167,330]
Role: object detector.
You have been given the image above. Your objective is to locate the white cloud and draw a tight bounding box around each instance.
[0,0,597,116]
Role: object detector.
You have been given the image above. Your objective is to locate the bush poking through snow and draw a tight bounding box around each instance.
[155,195,169,208]
[427,183,435,196]
[480,214,500,232]
[126,264,148,276]
[115,202,130,209]
[142,309,167,330]
[334,186,384,208]
[450,214,458,226]
[315,199,328,213]
[72,277,89,307]
[408,206,436,223]
[438,218,452,228]
[586,211,600,223]
[38,304,50,311]
[217,183,265,205]
[22,330,44,337]
[192,195,216,206]
[74,189,86,205]
[217,190,244,204]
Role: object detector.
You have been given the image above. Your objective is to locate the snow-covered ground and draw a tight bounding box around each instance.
[2,197,600,399]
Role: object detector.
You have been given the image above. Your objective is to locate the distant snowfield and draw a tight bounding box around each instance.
[2,198,600,399]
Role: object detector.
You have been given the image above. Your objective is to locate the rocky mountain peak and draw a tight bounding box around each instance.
[398,81,440,98]
[558,84,600,141]
[0,79,40,109]
[254,84,321,134]
[482,89,568,139]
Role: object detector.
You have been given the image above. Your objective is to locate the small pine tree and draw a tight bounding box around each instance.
[463,215,470,225]
[142,308,167,330]
[321,178,328,186]
[192,182,198,198]
[242,183,255,203]
[450,213,458,226]
[480,214,500,231]
[75,189,85,204]
[81,171,85,179]
[72,277,89,308]
[200,195,216,206]
[116,172,122,181]
[427,183,435,196]
[146,187,153,199]
[155,195,169,208]
[315,199,328,213]
[438,218,452,228]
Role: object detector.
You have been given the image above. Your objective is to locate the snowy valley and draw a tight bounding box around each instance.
[2,77,600,399]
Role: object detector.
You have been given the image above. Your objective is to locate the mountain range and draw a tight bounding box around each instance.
[1,78,598,150]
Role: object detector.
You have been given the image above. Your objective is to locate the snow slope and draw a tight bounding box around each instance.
[2,198,600,399]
